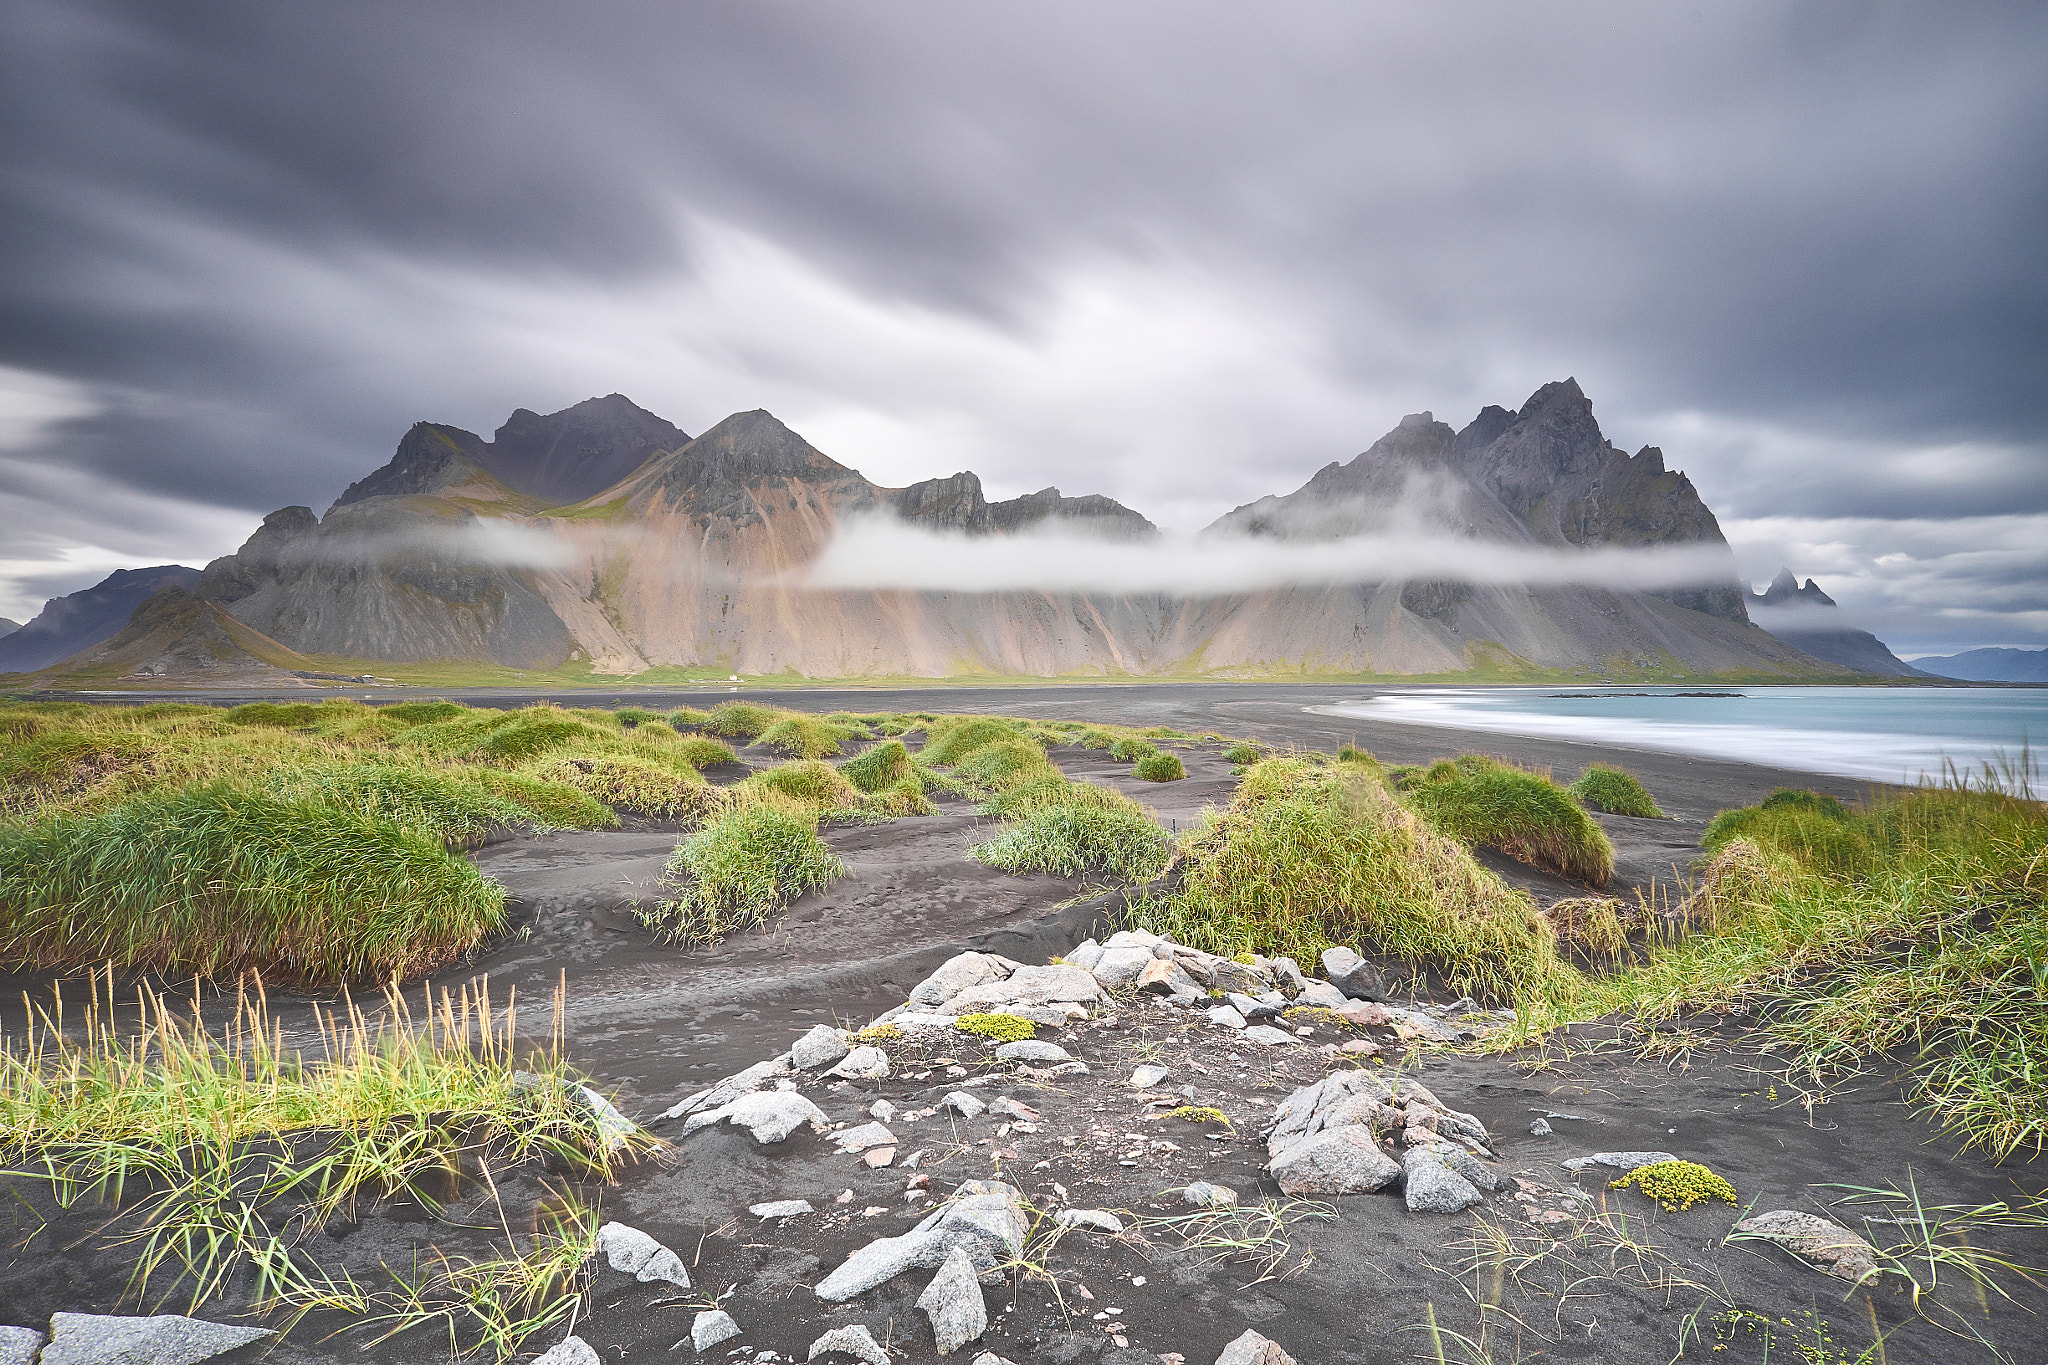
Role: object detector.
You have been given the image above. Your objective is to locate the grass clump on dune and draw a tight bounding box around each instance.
[917,716,1028,766]
[224,701,327,728]
[266,762,544,847]
[1134,751,1185,782]
[1128,757,1563,1000]
[670,734,737,769]
[644,802,844,944]
[1569,764,1665,818]
[972,789,1172,883]
[841,738,915,792]
[1223,742,1264,766]
[528,754,726,823]
[704,700,780,741]
[1108,735,1157,762]
[665,705,715,731]
[0,784,505,981]
[471,769,618,830]
[757,713,857,759]
[1400,754,1615,886]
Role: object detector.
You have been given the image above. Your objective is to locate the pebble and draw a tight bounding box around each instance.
[1529,1118,1552,1137]
[808,1324,891,1365]
[693,1310,742,1352]
[864,1147,896,1167]
[528,1337,601,1365]
[871,1100,898,1122]
[750,1199,815,1219]
[1215,1328,1299,1365]
[1181,1181,1238,1208]
[595,1221,690,1287]
[940,1091,988,1119]
[993,1040,1071,1064]
[832,1121,898,1152]
[1055,1208,1125,1233]
[1129,1064,1170,1088]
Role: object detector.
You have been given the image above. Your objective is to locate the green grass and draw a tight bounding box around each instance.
[756,713,858,758]
[1133,751,1185,782]
[840,738,915,792]
[917,716,1029,766]
[0,784,506,982]
[643,802,844,944]
[971,792,1173,883]
[1568,764,1665,818]
[665,705,715,730]
[469,770,618,830]
[526,754,724,822]
[225,701,328,728]
[1223,743,1264,766]
[265,762,545,848]
[1400,754,1616,885]
[1126,756,1564,1000]
[671,734,737,769]
[1108,735,1157,762]
[703,701,779,741]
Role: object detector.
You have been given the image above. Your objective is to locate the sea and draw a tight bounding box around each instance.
[1317,685,2046,785]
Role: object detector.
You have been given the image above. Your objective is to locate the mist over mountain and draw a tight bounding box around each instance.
[1746,568,1930,679]
[14,382,1859,682]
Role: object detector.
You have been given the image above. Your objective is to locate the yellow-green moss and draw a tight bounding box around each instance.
[954,1013,1037,1043]
[1609,1159,1736,1212]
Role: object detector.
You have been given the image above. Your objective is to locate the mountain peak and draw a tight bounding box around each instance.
[484,394,688,503]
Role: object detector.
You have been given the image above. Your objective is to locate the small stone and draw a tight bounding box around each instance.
[832,1046,892,1080]
[1270,956,1308,993]
[693,1310,743,1352]
[871,1100,898,1122]
[1181,1181,1238,1207]
[530,1337,601,1365]
[0,1327,43,1365]
[809,1324,891,1365]
[1295,981,1349,1009]
[1129,1064,1170,1088]
[1403,1146,1484,1214]
[1214,1328,1298,1365]
[987,1096,1041,1121]
[992,1040,1070,1064]
[1048,1060,1091,1076]
[917,1244,988,1355]
[1057,1208,1124,1232]
[1563,1151,1676,1174]
[1241,1025,1295,1047]
[1733,1211,1882,1284]
[1339,1038,1381,1057]
[793,1024,852,1070]
[834,1121,899,1152]
[1529,1118,1553,1137]
[750,1199,815,1219]
[1268,1127,1402,1195]
[940,1091,987,1119]
[596,1221,690,1287]
[1206,1004,1248,1030]
[864,1147,897,1168]
[1226,991,1279,1020]
[970,1354,1020,1365]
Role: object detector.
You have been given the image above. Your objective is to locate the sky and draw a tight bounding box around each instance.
[0,1,2043,655]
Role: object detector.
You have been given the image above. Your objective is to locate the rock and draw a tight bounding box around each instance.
[1334,1001,1392,1028]
[809,1324,891,1365]
[1063,938,1105,972]
[596,1221,690,1286]
[1206,1004,1248,1030]
[751,1199,815,1218]
[1268,1127,1402,1195]
[1215,1329,1298,1365]
[1129,1064,1170,1088]
[693,1310,743,1352]
[1378,1005,1464,1044]
[815,1181,1027,1301]
[793,1025,851,1070]
[0,1328,43,1365]
[1048,1060,1091,1076]
[987,1096,1041,1121]
[661,1053,795,1120]
[865,1147,897,1168]
[1134,958,1201,997]
[1563,1151,1676,1174]
[1206,959,1269,995]
[1424,1143,1503,1193]
[1295,981,1349,1010]
[940,1091,988,1119]
[1226,992,1280,1020]
[871,1100,898,1121]
[530,1337,601,1365]
[833,1122,899,1152]
[1270,956,1308,993]
[993,1040,1070,1064]
[1403,1146,1485,1213]
[1055,1209,1124,1233]
[942,965,1102,1015]
[910,952,1014,1009]
[1088,946,1157,989]
[39,1314,274,1365]
[691,1090,831,1143]
[1181,1181,1238,1207]
[1732,1211,1882,1284]
[1529,1118,1552,1137]
[918,1244,988,1355]
[971,1355,1020,1365]
[831,1046,892,1080]
[1241,1025,1295,1047]
[1319,947,1387,1001]
[1339,1038,1380,1057]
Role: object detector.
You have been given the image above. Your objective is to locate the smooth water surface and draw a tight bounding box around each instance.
[1319,686,2045,784]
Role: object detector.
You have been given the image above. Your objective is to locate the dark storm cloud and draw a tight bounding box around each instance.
[0,0,2043,647]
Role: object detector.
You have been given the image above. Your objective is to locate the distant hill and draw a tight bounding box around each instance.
[25,585,349,687]
[161,380,1845,680]
[1912,646,2048,683]
[0,565,202,674]
[1747,569,1930,678]
[0,618,19,638]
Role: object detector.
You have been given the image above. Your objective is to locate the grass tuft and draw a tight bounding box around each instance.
[1133,751,1185,782]
[1401,755,1615,885]
[1568,764,1665,818]
[643,803,843,944]
[840,738,915,792]
[703,701,780,742]
[972,795,1173,883]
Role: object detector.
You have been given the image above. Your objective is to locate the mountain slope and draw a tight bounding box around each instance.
[0,619,19,638]
[1748,569,1932,678]
[28,585,341,686]
[0,565,203,674]
[1911,646,2048,683]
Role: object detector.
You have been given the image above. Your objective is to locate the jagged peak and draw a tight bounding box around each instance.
[1632,445,1666,473]
[1518,376,1589,418]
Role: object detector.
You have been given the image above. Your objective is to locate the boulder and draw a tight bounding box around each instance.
[1241,1025,1295,1046]
[815,1181,1027,1301]
[917,1244,988,1355]
[531,1338,601,1365]
[40,1313,272,1365]
[1226,992,1281,1020]
[1296,981,1349,1010]
[1206,1004,1247,1030]
[1319,947,1387,1001]
[1732,1211,1882,1284]
[1268,1127,1402,1195]
[1215,1330,1298,1365]
[993,1040,1070,1064]
[1403,1146,1485,1213]
[693,1310,742,1352]
[1205,958,1270,995]
[909,952,1014,1008]
[809,1324,891,1365]
[831,1046,892,1080]
[595,1221,690,1286]
[942,964,1101,1015]
[1063,938,1105,971]
[688,1090,830,1143]
[1088,946,1157,989]
[661,1053,795,1120]
[792,1025,851,1070]
[1135,958,1202,997]
[1055,1209,1124,1233]
[833,1122,899,1152]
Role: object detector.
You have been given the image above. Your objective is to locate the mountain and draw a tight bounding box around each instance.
[0,565,203,674]
[0,619,19,638]
[1911,646,2048,683]
[187,382,1843,680]
[1747,568,1932,678]
[26,585,347,686]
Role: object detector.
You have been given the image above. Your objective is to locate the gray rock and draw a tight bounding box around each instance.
[1088,946,1157,989]
[909,952,1013,1008]
[40,1313,274,1365]
[1226,991,1280,1020]
[1732,1211,1882,1284]
[831,1046,892,1080]
[1241,1025,1295,1047]
[1206,959,1270,995]
[1270,956,1308,993]
[1215,1329,1298,1365]
[1129,1064,1170,1088]
[1063,938,1105,971]
[988,1096,1040,1121]
[751,1199,815,1218]
[1403,1146,1484,1213]
[1181,1181,1238,1207]
[870,1100,898,1122]
[1529,1118,1552,1137]
[917,1244,988,1355]
[595,1221,690,1286]
[939,1091,988,1119]
[1424,1142,1503,1193]
[660,1053,795,1120]
[1379,1005,1464,1043]
[530,1337,601,1365]
[833,1122,898,1152]
[1295,981,1349,1010]
[1055,1208,1124,1233]
[1134,958,1201,997]
[1563,1151,1676,1174]
[1319,947,1387,1001]
[1268,1127,1402,1195]
[970,1355,1020,1365]
[1048,1060,1091,1076]
[692,1090,831,1143]
[992,1040,1070,1064]
[693,1310,742,1352]
[815,1181,1027,1301]
[0,1327,45,1365]
[1205,1004,1247,1030]
[809,1324,891,1365]
[792,1025,851,1070]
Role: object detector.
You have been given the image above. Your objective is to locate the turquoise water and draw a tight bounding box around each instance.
[1319,686,2045,784]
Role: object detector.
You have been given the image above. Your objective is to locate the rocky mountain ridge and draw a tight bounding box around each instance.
[1746,568,1930,679]
[0,565,202,674]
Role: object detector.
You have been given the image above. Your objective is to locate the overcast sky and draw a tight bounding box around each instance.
[1,1,2043,654]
